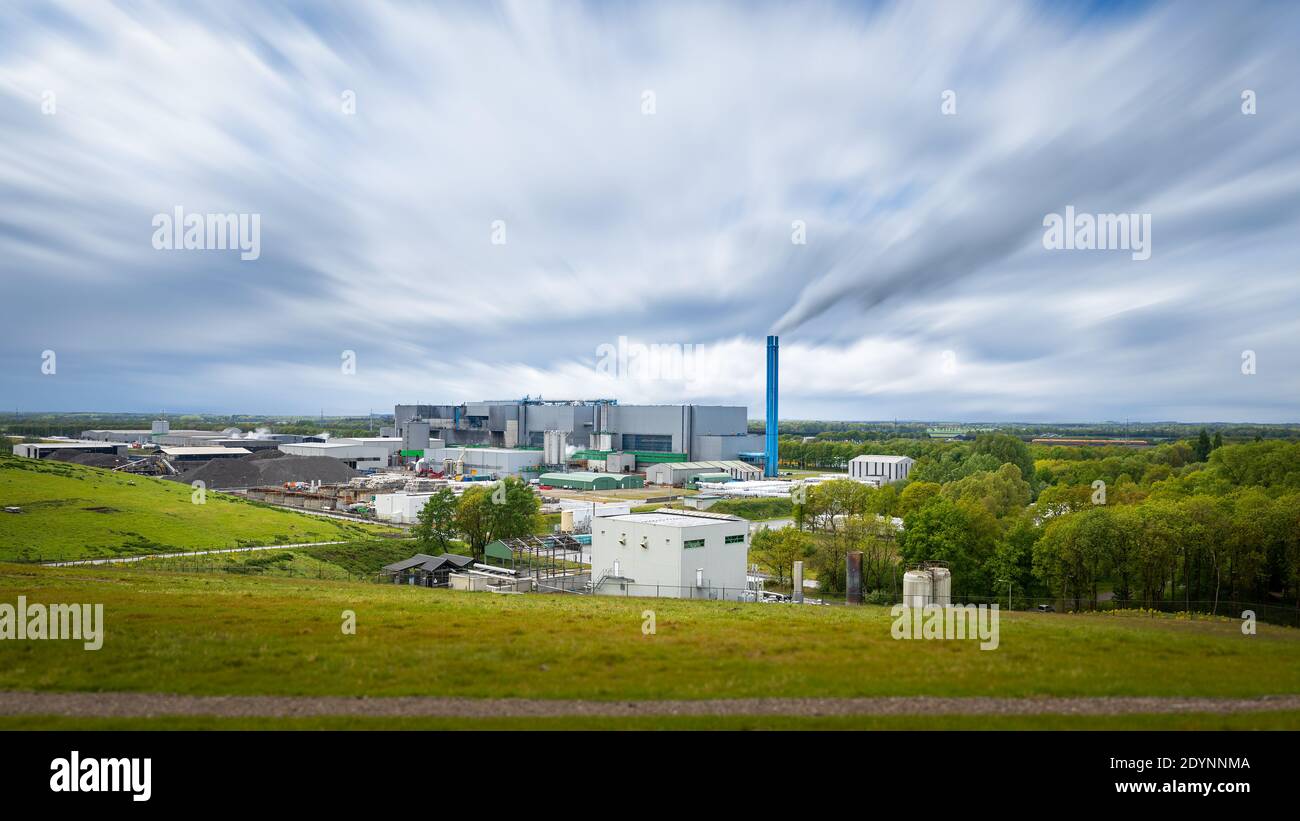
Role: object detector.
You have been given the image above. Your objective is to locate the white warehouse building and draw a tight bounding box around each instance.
[643,460,762,487]
[591,511,749,600]
[278,441,392,471]
[374,491,436,524]
[848,454,914,484]
[336,437,404,458]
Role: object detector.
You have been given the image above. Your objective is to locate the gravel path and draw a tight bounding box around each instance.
[2,692,1298,718]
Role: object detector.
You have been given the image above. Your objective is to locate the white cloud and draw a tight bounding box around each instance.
[1,0,1298,421]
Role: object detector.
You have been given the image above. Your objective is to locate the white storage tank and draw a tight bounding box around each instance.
[903,570,933,608]
[560,509,574,532]
[930,567,952,606]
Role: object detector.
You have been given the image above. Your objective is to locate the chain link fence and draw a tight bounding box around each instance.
[854,591,1300,628]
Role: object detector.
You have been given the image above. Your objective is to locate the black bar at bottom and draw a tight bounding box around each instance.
[0,730,1289,809]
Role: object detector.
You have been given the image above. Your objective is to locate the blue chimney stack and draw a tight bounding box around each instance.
[764,335,778,477]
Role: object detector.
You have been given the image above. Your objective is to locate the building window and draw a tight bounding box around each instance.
[683,538,705,549]
[623,434,673,452]
[724,534,745,544]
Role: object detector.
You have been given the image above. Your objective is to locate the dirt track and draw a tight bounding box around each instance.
[2,692,1298,718]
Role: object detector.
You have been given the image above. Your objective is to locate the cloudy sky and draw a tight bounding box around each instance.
[1,0,1297,422]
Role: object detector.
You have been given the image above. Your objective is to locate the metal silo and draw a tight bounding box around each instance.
[930,566,952,606]
[903,570,933,608]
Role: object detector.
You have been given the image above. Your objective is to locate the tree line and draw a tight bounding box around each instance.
[752,433,1300,613]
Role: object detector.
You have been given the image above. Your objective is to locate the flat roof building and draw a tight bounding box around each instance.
[374,491,439,524]
[160,446,252,462]
[12,441,128,459]
[591,511,749,600]
[848,454,914,484]
[278,441,391,472]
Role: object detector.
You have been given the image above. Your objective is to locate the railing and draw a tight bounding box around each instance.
[854,592,1300,628]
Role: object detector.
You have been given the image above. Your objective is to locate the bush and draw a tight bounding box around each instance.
[865,589,894,605]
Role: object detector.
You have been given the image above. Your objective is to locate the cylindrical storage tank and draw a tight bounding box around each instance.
[930,567,952,606]
[560,509,574,532]
[846,551,863,605]
[903,570,933,608]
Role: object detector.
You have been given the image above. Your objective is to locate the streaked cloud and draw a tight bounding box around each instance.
[1,0,1297,420]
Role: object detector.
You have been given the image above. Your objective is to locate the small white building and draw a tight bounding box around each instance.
[374,491,436,523]
[848,454,914,484]
[590,511,749,600]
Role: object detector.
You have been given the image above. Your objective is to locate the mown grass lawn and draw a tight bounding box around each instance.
[0,456,398,561]
[1,563,1298,701]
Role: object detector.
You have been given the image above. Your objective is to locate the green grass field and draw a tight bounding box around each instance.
[3,454,1298,730]
[2,563,1297,702]
[0,455,399,561]
[5,712,1299,731]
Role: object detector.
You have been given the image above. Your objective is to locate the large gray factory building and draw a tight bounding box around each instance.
[392,399,764,463]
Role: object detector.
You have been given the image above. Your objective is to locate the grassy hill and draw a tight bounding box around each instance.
[1,563,1297,728]
[128,539,423,580]
[0,455,399,561]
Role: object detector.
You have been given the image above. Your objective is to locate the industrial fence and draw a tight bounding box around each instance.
[851,591,1300,628]
[545,579,830,604]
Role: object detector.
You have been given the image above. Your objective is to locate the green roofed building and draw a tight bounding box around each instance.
[537,471,644,490]
[690,472,734,486]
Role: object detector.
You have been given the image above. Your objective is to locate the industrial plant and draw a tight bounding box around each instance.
[8,335,908,603]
